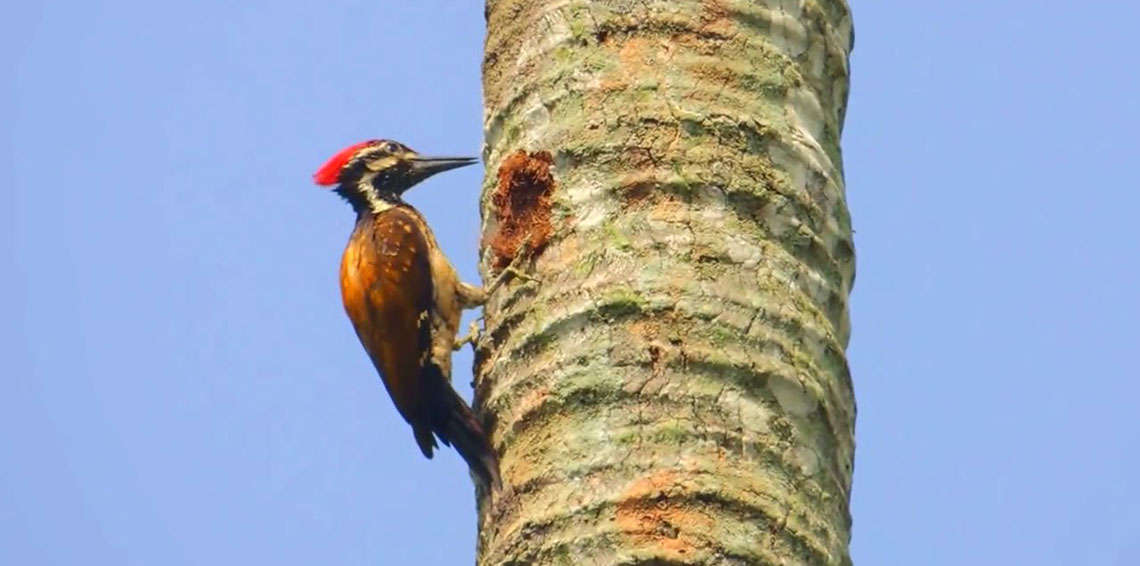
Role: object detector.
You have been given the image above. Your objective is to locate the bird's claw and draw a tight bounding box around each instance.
[501,265,540,284]
[453,320,481,351]
[486,237,542,295]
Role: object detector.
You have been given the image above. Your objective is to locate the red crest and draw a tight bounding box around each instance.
[313,140,377,186]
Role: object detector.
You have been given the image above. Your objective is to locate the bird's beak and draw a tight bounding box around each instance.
[408,156,479,180]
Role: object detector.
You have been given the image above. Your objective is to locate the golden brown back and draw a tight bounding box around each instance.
[340,206,434,441]
[338,204,500,487]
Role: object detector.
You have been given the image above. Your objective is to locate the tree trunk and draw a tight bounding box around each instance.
[473,1,855,564]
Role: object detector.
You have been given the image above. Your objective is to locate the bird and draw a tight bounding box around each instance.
[313,138,501,491]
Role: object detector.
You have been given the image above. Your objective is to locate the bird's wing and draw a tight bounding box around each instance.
[340,207,436,453]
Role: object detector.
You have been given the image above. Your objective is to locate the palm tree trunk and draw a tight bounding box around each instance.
[474,1,855,564]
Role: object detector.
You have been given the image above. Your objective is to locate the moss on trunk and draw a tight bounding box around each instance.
[475,1,855,564]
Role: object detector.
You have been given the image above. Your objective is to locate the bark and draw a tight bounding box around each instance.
[473,1,855,564]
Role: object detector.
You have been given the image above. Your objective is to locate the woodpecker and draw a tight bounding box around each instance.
[314,139,500,490]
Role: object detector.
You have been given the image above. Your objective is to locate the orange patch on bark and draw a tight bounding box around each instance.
[599,36,654,92]
[647,191,688,223]
[619,37,651,74]
[701,0,730,25]
[698,0,736,39]
[619,177,657,207]
[488,150,554,270]
[617,168,673,208]
[615,471,711,560]
[499,386,548,481]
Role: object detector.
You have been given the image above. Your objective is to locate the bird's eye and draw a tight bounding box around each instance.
[384,142,401,153]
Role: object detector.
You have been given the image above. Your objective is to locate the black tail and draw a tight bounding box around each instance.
[425,368,502,491]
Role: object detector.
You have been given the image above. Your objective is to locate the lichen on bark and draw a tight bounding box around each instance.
[475,1,855,564]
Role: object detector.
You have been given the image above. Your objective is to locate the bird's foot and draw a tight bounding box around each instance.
[454,320,482,351]
[498,265,540,286]
[486,239,542,295]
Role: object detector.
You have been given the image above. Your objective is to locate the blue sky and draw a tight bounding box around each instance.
[5,2,1138,564]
